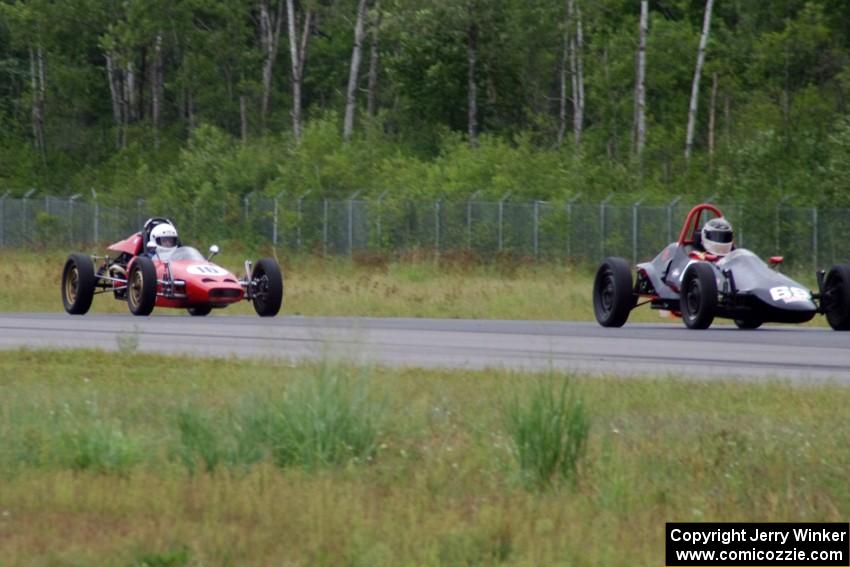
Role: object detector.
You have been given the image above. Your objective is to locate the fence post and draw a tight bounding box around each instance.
[632,198,645,265]
[466,190,481,249]
[812,207,818,272]
[565,193,582,260]
[0,191,8,248]
[23,188,36,246]
[775,194,794,252]
[533,200,543,259]
[136,198,144,230]
[347,191,361,257]
[498,191,512,252]
[297,190,312,252]
[600,194,614,259]
[69,193,81,244]
[90,188,98,244]
[434,199,442,251]
[666,195,682,244]
[273,192,283,247]
[322,198,329,256]
[376,189,388,248]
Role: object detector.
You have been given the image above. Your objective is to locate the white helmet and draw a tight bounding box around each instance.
[149,223,179,259]
[701,217,733,256]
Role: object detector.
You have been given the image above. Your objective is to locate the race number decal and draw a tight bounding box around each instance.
[769,286,810,303]
[187,264,228,276]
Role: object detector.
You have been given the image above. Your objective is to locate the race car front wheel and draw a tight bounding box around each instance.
[823,264,850,331]
[250,258,284,317]
[61,253,96,315]
[593,257,634,327]
[127,257,157,316]
[680,263,717,330]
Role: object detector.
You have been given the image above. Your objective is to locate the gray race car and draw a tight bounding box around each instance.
[593,204,850,330]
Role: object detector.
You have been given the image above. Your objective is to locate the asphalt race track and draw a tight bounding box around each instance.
[2,313,850,382]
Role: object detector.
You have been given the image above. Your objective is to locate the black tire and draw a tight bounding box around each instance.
[734,319,762,330]
[127,256,157,316]
[187,305,212,317]
[251,258,284,317]
[593,257,634,328]
[680,262,718,330]
[61,253,96,315]
[823,264,850,331]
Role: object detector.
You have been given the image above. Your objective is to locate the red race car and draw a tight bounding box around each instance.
[61,217,283,317]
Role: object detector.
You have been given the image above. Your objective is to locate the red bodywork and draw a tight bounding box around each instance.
[108,233,244,309]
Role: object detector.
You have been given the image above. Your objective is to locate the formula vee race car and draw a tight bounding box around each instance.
[61,217,283,317]
[593,204,850,330]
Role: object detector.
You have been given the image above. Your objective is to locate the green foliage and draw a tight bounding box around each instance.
[3,1,850,207]
[505,376,589,490]
[267,362,382,469]
[58,422,141,475]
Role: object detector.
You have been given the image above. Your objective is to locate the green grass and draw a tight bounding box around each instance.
[1,248,828,325]
[1,349,849,565]
[0,248,648,321]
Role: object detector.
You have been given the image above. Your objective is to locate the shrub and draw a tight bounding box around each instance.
[268,362,381,469]
[505,376,589,489]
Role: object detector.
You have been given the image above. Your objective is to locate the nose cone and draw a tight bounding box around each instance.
[191,277,244,304]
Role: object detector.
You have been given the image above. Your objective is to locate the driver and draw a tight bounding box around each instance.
[148,223,179,260]
[701,217,734,257]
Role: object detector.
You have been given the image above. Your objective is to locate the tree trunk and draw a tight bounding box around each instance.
[240,95,248,143]
[187,89,195,133]
[366,0,382,119]
[575,2,584,144]
[708,72,718,165]
[105,52,124,148]
[286,0,311,143]
[567,0,584,145]
[633,0,648,157]
[138,46,146,121]
[467,19,478,148]
[343,0,369,141]
[260,0,285,129]
[556,3,568,148]
[29,46,46,160]
[125,61,136,122]
[684,0,714,160]
[152,33,163,150]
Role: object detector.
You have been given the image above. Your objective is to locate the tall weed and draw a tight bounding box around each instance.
[505,376,589,489]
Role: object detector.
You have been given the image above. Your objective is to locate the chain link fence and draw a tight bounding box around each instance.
[1,192,847,272]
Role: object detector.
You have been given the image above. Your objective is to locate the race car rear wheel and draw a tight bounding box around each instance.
[251,258,283,317]
[823,264,850,331]
[127,256,157,316]
[593,257,634,328]
[681,263,717,330]
[187,305,212,317]
[61,253,96,315]
[734,318,762,330]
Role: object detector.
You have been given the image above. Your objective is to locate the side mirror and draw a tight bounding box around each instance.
[207,244,220,260]
[146,242,157,256]
[769,256,784,267]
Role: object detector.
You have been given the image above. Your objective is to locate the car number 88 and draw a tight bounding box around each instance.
[769,286,810,303]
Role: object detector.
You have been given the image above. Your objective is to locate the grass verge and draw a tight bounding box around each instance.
[0,349,848,565]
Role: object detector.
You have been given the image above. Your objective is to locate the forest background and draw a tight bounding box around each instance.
[1,0,850,214]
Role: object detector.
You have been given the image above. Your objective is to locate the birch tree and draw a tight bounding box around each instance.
[152,32,163,149]
[632,0,648,157]
[556,3,569,148]
[567,0,584,145]
[467,17,478,148]
[259,0,285,129]
[684,0,714,160]
[286,0,312,143]
[343,0,369,141]
[366,0,382,119]
[29,45,46,161]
